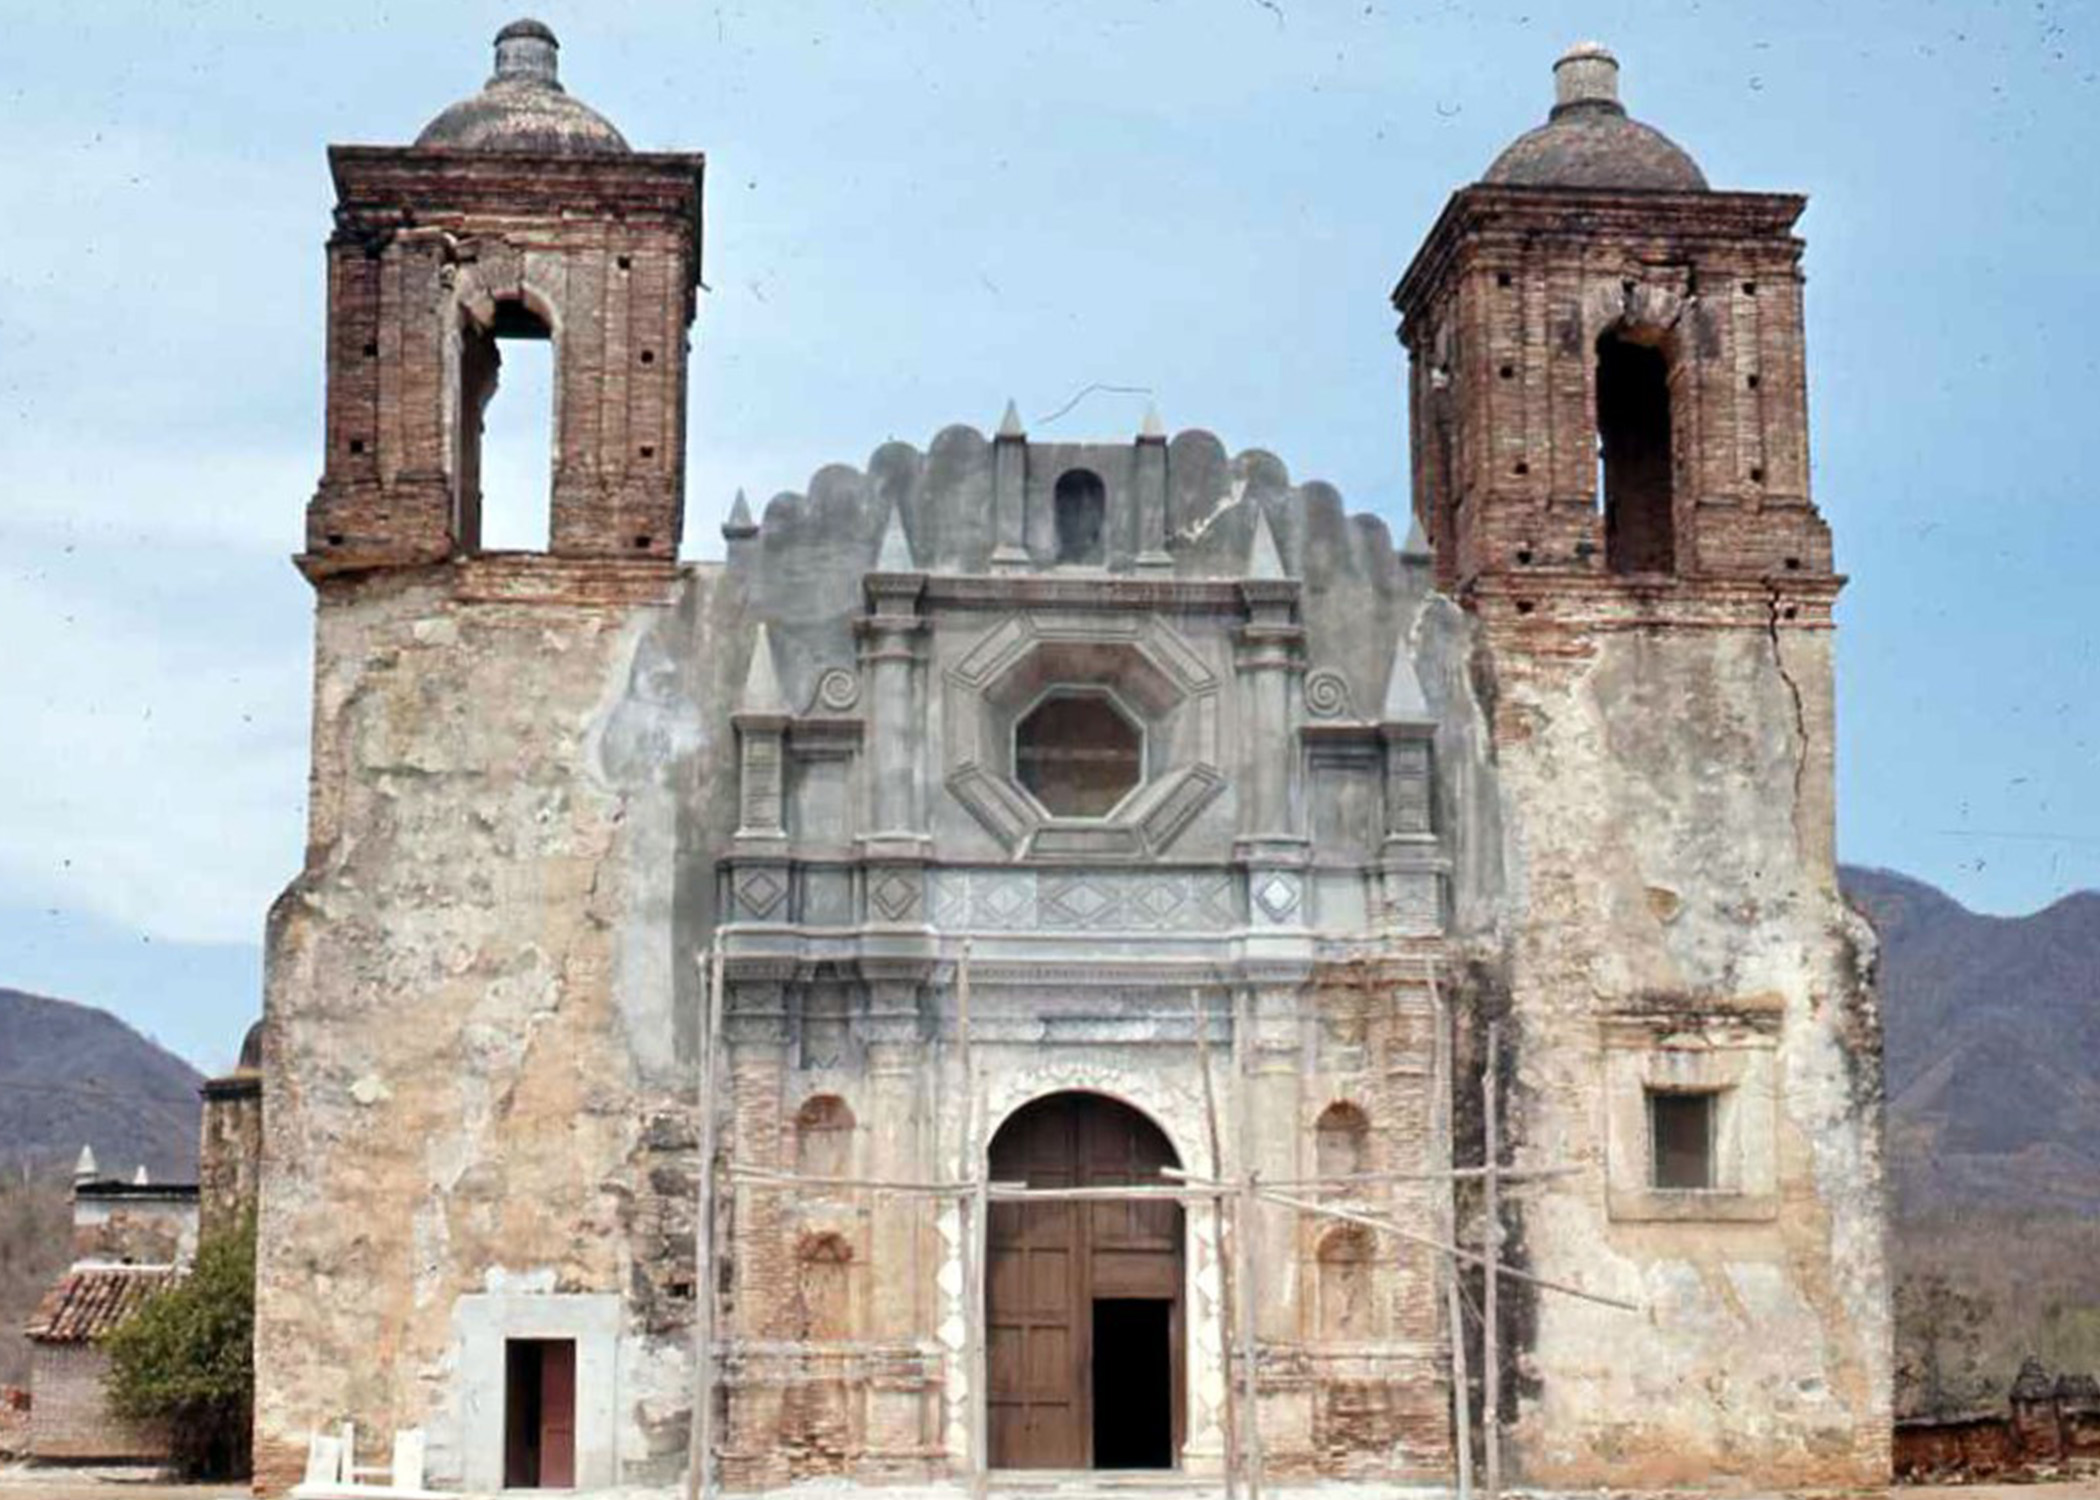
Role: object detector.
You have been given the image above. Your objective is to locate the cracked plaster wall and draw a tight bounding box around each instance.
[254,564,728,1493]
[1466,615,1890,1488]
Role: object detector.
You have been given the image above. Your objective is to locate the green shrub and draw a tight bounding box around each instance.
[102,1214,254,1478]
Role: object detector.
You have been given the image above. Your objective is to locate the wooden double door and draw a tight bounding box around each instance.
[987,1092,1184,1470]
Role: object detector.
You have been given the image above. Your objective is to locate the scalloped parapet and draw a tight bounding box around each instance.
[720,420,1437,741]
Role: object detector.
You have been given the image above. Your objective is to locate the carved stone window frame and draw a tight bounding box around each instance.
[944,612,1225,861]
[1601,1006,1780,1223]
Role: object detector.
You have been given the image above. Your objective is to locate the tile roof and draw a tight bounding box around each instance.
[25,1266,183,1344]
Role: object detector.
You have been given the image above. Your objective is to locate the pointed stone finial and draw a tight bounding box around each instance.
[1382,618,1433,722]
[996,399,1026,440]
[875,506,917,572]
[133,1165,150,1186]
[739,624,789,717]
[1246,505,1286,580]
[1401,514,1431,562]
[722,488,758,541]
[74,1144,97,1184]
[1139,402,1166,441]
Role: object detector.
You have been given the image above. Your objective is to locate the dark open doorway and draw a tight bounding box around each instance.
[504,1337,577,1489]
[1092,1299,1174,1469]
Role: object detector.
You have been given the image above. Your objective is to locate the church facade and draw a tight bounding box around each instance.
[252,22,1889,1495]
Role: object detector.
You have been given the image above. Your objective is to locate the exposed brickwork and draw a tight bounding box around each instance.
[303,149,703,578]
[198,1075,262,1241]
[1896,1362,2100,1480]
[27,1343,170,1462]
[1395,187,1833,595]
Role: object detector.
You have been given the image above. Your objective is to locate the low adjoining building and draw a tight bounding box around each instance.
[23,1157,197,1463]
[21,1023,264,1464]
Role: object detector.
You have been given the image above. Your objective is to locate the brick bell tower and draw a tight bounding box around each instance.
[302,19,704,579]
[1392,45,1886,1490]
[1394,41,1832,605]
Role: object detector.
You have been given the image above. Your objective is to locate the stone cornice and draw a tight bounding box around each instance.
[302,552,683,606]
[1393,183,1807,333]
[1464,570,1844,631]
[328,145,706,244]
[919,574,1268,613]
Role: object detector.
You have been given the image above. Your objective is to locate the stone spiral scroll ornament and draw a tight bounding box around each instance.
[1303,668,1356,719]
[809,667,861,714]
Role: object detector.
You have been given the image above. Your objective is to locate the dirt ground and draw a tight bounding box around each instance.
[0,1466,245,1499]
[7,1475,2100,1500]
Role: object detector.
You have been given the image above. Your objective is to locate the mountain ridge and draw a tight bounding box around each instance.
[0,986,204,1183]
[1842,864,2100,1215]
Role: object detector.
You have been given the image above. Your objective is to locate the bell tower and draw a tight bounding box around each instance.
[302,20,704,578]
[1390,45,1886,1491]
[1394,42,1832,602]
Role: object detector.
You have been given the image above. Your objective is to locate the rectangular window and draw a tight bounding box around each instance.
[504,1337,577,1489]
[1649,1090,1715,1190]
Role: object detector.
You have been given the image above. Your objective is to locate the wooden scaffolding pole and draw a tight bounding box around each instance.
[1198,1183,1635,1313]
[728,1166,1228,1205]
[958,940,991,1500]
[1191,990,1239,1500]
[1483,1020,1503,1500]
[687,938,727,1500]
[1429,963,1474,1500]
[1230,986,1264,1500]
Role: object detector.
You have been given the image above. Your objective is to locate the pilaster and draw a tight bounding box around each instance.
[1234,509,1310,927]
[859,539,933,942]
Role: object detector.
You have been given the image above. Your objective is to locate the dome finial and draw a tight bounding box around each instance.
[415,19,629,154]
[1481,41,1706,190]
[493,19,561,89]
[1553,41,1622,115]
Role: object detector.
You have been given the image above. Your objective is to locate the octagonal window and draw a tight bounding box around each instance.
[1014,691,1143,818]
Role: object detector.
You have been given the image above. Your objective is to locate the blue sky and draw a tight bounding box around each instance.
[2,0,2095,1070]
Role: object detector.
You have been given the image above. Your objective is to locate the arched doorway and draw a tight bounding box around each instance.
[986,1092,1183,1470]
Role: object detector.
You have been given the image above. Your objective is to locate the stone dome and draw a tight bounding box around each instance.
[415,20,630,155]
[1482,43,1707,192]
[236,1019,264,1074]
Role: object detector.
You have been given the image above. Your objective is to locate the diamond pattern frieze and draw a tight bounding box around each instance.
[926,868,1240,932]
[1040,874,1120,929]
[1253,871,1304,924]
[732,865,789,921]
[869,867,924,923]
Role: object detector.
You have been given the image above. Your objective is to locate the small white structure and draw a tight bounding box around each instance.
[292,1422,438,1499]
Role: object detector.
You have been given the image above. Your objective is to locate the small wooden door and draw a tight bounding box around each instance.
[987,1093,1182,1469]
[504,1338,577,1489]
[540,1339,576,1488]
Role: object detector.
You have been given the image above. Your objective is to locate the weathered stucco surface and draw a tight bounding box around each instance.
[255,565,717,1489]
[1455,613,1887,1487]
